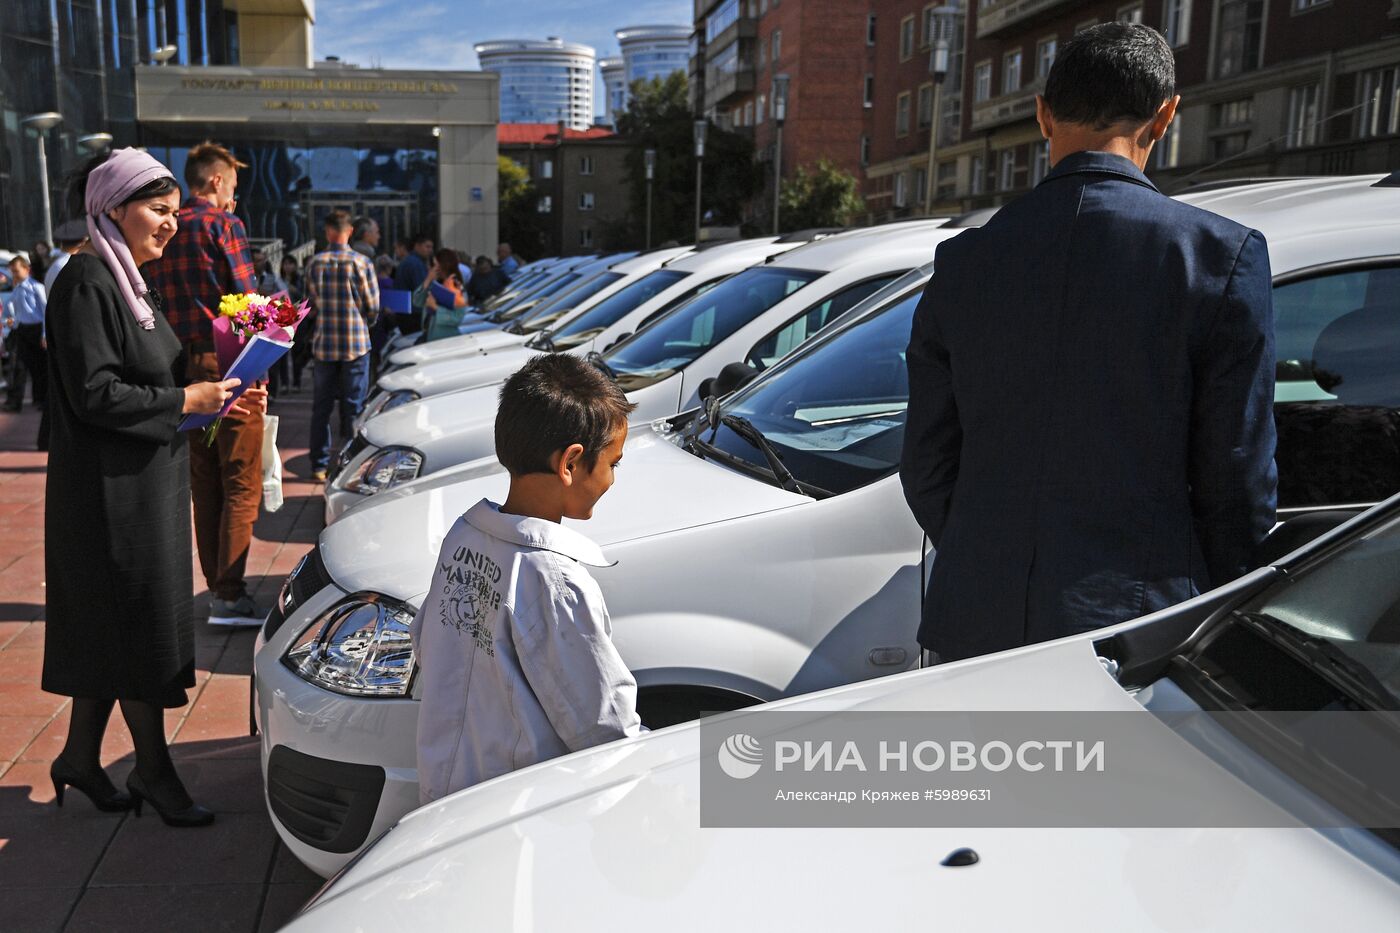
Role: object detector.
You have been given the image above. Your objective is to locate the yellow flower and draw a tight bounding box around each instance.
[218,292,251,317]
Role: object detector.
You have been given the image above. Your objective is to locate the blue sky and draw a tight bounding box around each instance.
[313,0,691,117]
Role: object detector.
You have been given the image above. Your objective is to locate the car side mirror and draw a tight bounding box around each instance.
[711,361,759,399]
[1253,510,1357,568]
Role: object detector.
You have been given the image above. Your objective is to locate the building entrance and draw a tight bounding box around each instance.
[299,191,419,249]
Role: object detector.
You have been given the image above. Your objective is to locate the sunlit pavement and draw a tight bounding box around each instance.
[0,384,327,932]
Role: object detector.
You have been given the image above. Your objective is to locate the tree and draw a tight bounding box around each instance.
[612,72,761,247]
[777,160,865,233]
[497,155,548,259]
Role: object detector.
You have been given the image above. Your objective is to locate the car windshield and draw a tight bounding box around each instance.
[550,269,689,347]
[1238,509,1400,703]
[603,266,822,390]
[516,272,624,332]
[703,286,924,496]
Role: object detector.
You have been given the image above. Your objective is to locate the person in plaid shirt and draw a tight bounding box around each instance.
[146,141,269,628]
[305,209,380,480]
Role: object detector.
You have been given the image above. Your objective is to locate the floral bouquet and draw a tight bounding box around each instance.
[198,291,310,445]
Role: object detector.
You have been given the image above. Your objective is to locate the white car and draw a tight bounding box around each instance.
[281,496,1400,927]
[324,220,954,521]
[356,248,692,430]
[257,175,1400,876]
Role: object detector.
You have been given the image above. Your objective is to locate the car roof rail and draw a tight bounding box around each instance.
[1373,169,1400,188]
[774,227,844,243]
[944,207,998,228]
[689,236,744,252]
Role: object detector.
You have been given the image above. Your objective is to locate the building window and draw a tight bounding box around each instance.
[1031,140,1050,184]
[1285,84,1320,148]
[918,83,935,129]
[867,13,877,45]
[896,91,912,137]
[537,195,553,213]
[744,100,755,125]
[973,61,992,103]
[921,5,939,46]
[758,42,767,69]
[970,154,985,195]
[1357,66,1400,139]
[1162,0,1192,47]
[757,93,767,123]
[1212,97,1253,127]
[1156,113,1183,168]
[541,159,554,179]
[1117,3,1144,23]
[772,30,782,64]
[860,135,871,166]
[894,171,908,208]
[914,167,928,206]
[1293,0,1329,8]
[579,228,594,247]
[998,149,1016,191]
[1003,50,1022,95]
[1215,0,1264,79]
[900,16,915,61]
[579,156,594,175]
[1211,131,1250,160]
[1035,37,1057,79]
[864,74,875,108]
[579,192,595,211]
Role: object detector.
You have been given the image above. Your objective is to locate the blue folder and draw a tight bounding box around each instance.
[430,281,459,309]
[380,288,412,314]
[179,334,292,432]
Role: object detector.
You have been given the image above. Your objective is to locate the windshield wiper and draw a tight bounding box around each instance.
[716,414,802,494]
[1243,612,1400,711]
[585,351,617,381]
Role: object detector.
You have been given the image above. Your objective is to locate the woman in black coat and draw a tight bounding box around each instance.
[42,149,259,827]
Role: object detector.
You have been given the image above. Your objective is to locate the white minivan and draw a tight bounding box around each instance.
[325,221,955,520]
[258,176,1400,876]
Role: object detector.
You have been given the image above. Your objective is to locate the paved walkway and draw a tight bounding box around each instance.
[0,385,328,932]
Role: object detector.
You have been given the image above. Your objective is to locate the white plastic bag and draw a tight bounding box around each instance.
[262,413,284,513]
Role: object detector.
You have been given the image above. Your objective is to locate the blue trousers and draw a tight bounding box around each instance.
[310,353,370,471]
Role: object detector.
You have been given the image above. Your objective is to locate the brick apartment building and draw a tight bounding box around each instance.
[499,123,634,257]
[691,0,871,227]
[691,0,1400,226]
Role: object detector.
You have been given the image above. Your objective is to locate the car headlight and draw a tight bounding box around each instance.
[284,595,416,697]
[342,446,424,495]
[378,389,420,415]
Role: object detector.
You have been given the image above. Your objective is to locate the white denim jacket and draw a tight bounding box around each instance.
[411,499,642,804]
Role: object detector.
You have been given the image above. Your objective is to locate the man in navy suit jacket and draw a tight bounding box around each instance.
[901,23,1277,662]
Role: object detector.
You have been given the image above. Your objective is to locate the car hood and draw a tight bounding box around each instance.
[321,427,808,602]
[379,343,534,394]
[362,380,504,455]
[297,637,1400,928]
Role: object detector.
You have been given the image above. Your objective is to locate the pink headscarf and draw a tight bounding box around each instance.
[84,148,176,331]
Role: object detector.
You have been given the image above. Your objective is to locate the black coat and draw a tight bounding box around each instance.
[900,151,1278,661]
[42,253,195,707]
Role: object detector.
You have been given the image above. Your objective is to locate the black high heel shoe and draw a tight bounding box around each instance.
[125,771,215,828]
[50,757,132,812]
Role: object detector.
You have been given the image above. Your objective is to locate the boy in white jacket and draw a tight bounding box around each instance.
[412,353,643,804]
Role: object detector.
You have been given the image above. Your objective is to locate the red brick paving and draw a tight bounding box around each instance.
[0,385,328,932]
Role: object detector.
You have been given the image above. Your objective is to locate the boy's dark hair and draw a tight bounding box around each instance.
[1043,23,1175,130]
[411,232,434,248]
[323,209,353,231]
[184,140,247,192]
[496,354,636,476]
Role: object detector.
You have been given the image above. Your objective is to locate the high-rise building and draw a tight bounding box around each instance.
[475,38,597,131]
[601,57,628,125]
[618,25,691,86]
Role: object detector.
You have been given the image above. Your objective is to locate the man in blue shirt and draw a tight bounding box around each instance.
[4,255,49,449]
[496,242,519,279]
[391,232,434,335]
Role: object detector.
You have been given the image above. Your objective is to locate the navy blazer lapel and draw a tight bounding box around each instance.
[1039,150,1159,193]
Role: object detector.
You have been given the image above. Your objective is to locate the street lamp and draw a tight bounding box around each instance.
[923,5,960,216]
[643,148,657,250]
[77,133,114,154]
[693,119,707,244]
[21,112,63,247]
[149,45,178,65]
[771,73,790,235]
